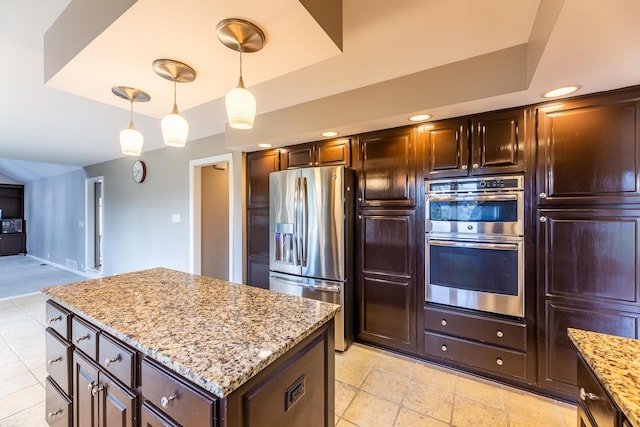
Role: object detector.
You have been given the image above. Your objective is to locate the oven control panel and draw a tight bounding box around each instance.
[427,176,523,193]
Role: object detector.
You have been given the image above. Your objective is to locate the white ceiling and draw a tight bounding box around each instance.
[2,0,640,182]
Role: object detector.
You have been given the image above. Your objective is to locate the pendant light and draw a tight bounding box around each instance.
[152,59,196,147]
[112,86,150,156]
[217,18,266,130]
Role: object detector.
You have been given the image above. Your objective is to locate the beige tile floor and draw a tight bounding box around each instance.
[0,292,577,427]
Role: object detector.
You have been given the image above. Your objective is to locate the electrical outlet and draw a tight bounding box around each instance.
[172,214,181,223]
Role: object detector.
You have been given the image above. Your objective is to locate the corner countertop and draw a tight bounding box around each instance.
[568,328,640,427]
[42,267,340,398]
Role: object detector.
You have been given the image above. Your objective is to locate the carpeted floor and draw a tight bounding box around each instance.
[0,255,86,299]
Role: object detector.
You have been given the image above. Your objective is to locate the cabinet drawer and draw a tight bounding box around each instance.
[45,376,71,427]
[45,328,72,396]
[71,317,98,360]
[577,355,617,427]
[424,331,526,379]
[141,401,180,427]
[424,306,526,351]
[99,333,136,388]
[46,301,71,340]
[141,358,216,427]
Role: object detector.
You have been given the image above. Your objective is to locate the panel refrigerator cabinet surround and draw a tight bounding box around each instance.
[269,166,355,351]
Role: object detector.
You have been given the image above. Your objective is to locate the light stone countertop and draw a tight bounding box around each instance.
[42,267,340,398]
[568,328,640,427]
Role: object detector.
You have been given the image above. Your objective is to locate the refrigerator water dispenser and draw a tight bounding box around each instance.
[274,222,294,264]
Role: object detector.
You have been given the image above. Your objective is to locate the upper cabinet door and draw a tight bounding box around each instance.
[246,150,281,209]
[358,128,416,207]
[471,108,525,176]
[283,144,315,169]
[425,118,469,179]
[537,94,640,205]
[316,138,351,167]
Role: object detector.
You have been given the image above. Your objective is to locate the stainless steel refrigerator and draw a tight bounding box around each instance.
[269,165,355,351]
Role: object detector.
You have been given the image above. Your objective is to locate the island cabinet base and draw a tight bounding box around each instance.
[222,320,335,427]
[139,318,336,427]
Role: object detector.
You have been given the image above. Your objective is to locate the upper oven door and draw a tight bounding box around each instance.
[426,192,524,236]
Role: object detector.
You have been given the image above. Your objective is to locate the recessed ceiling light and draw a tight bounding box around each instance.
[409,114,432,122]
[258,143,272,148]
[542,85,580,98]
[322,131,338,137]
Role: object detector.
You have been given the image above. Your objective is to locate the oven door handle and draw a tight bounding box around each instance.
[429,194,519,203]
[428,240,518,251]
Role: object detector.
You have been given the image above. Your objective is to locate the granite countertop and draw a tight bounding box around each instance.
[42,267,340,398]
[568,328,640,427]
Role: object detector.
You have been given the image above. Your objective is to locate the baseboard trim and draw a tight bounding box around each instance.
[26,255,103,279]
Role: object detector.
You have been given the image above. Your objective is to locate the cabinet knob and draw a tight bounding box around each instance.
[91,384,104,396]
[48,408,63,419]
[539,192,547,199]
[104,356,120,367]
[358,215,362,220]
[358,197,362,202]
[441,319,447,326]
[496,330,504,338]
[461,165,468,171]
[161,394,178,409]
[440,345,448,352]
[496,358,504,366]
[539,216,547,223]
[580,387,600,401]
[472,163,479,169]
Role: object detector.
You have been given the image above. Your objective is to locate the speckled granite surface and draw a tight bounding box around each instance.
[42,267,339,398]
[568,328,640,427]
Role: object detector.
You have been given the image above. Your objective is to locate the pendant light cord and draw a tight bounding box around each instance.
[129,99,135,128]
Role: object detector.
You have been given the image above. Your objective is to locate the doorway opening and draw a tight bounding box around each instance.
[189,154,236,281]
[85,176,104,273]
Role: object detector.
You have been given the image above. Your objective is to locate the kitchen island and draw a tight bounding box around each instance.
[42,267,339,427]
[569,328,640,427]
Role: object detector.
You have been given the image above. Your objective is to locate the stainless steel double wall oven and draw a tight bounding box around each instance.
[425,175,525,318]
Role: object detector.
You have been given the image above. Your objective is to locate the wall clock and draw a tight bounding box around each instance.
[132,160,146,183]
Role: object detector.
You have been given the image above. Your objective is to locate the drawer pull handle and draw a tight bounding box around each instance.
[161,394,178,409]
[580,387,600,401]
[441,319,447,326]
[496,330,504,338]
[48,356,62,365]
[104,356,120,367]
[48,408,63,419]
[496,358,504,366]
[440,345,447,352]
[48,315,62,324]
[75,335,89,343]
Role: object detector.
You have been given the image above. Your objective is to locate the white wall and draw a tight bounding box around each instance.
[25,169,87,269]
[0,172,21,185]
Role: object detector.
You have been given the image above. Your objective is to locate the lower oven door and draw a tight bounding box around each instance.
[426,234,524,318]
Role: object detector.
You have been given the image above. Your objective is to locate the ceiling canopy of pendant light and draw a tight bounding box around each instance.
[152,59,196,147]
[216,18,266,130]
[112,86,150,156]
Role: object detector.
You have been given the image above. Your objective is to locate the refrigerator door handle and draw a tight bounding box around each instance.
[295,177,303,266]
[301,177,308,267]
[270,274,341,293]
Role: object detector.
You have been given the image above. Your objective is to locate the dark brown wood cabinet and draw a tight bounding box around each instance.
[283,138,351,169]
[245,150,281,288]
[357,209,416,351]
[0,184,26,256]
[537,93,640,205]
[0,232,26,255]
[358,128,416,207]
[425,109,525,179]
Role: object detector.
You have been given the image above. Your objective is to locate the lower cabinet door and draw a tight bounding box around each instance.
[102,375,137,427]
[578,403,596,427]
[45,377,71,427]
[74,352,99,427]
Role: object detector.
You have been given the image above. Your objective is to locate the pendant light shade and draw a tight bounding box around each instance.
[120,123,144,156]
[112,86,150,157]
[153,59,196,147]
[225,77,256,129]
[217,18,265,130]
[161,106,189,147]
